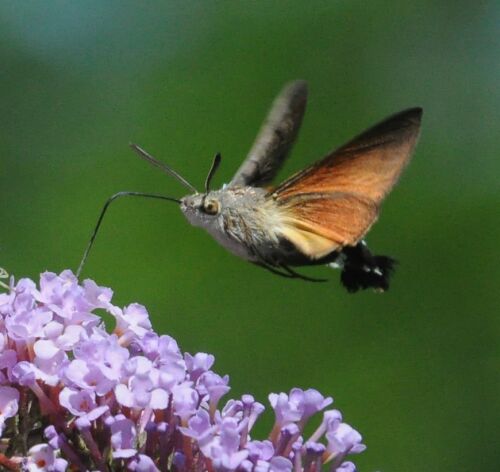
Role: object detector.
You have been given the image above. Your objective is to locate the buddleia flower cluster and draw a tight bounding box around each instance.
[0,270,365,471]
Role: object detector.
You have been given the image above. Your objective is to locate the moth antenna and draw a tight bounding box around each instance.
[205,153,222,193]
[129,143,198,193]
[76,191,180,279]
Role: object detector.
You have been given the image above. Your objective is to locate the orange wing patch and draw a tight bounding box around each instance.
[273,108,422,204]
[277,193,378,259]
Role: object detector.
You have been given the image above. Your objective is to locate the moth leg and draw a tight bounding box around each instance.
[280,265,328,283]
[251,246,324,282]
[257,262,297,279]
[251,248,296,279]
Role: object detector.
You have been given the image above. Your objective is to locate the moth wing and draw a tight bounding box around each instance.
[230,80,308,188]
[273,107,422,258]
[277,193,378,258]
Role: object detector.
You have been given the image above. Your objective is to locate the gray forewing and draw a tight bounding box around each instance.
[229,80,308,188]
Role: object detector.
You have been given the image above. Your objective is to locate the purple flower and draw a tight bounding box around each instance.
[180,409,218,453]
[24,443,68,472]
[82,278,113,309]
[221,398,244,418]
[128,454,161,471]
[172,381,199,421]
[242,395,265,431]
[309,409,343,442]
[269,457,293,472]
[59,387,99,417]
[303,441,326,471]
[305,440,326,455]
[208,417,249,470]
[34,271,100,327]
[71,331,129,392]
[185,352,215,381]
[299,388,333,421]
[197,371,230,409]
[108,414,138,458]
[268,392,303,425]
[326,422,366,456]
[11,361,37,386]
[156,335,184,365]
[275,423,301,457]
[141,333,186,385]
[6,278,36,313]
[0,347,17,373]
[117,355,169,410]
[113,303,152,341]
[5,306,52,342]
[33,340,68,386]
[0,386,19,436]
[35,271,76,305]
[269,388,332,429]
[44,323,86,351]
[246,440,275,461]
[63,358,114,395]
[254,456,293,472]
[335,462,357,472]
[0,270,366,471]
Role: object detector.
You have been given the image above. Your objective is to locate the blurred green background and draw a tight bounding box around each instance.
[1,1,499,470]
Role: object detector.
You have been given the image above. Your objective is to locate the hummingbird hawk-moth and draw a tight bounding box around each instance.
[78,81,422,292]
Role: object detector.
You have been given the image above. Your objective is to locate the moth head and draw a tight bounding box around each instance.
[180,192,222,228]
[180,151,225,228]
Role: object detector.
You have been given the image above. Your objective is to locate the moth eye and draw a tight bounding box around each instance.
[203,199,220,215]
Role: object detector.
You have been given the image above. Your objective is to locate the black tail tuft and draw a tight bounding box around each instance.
[340,244,396,293]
